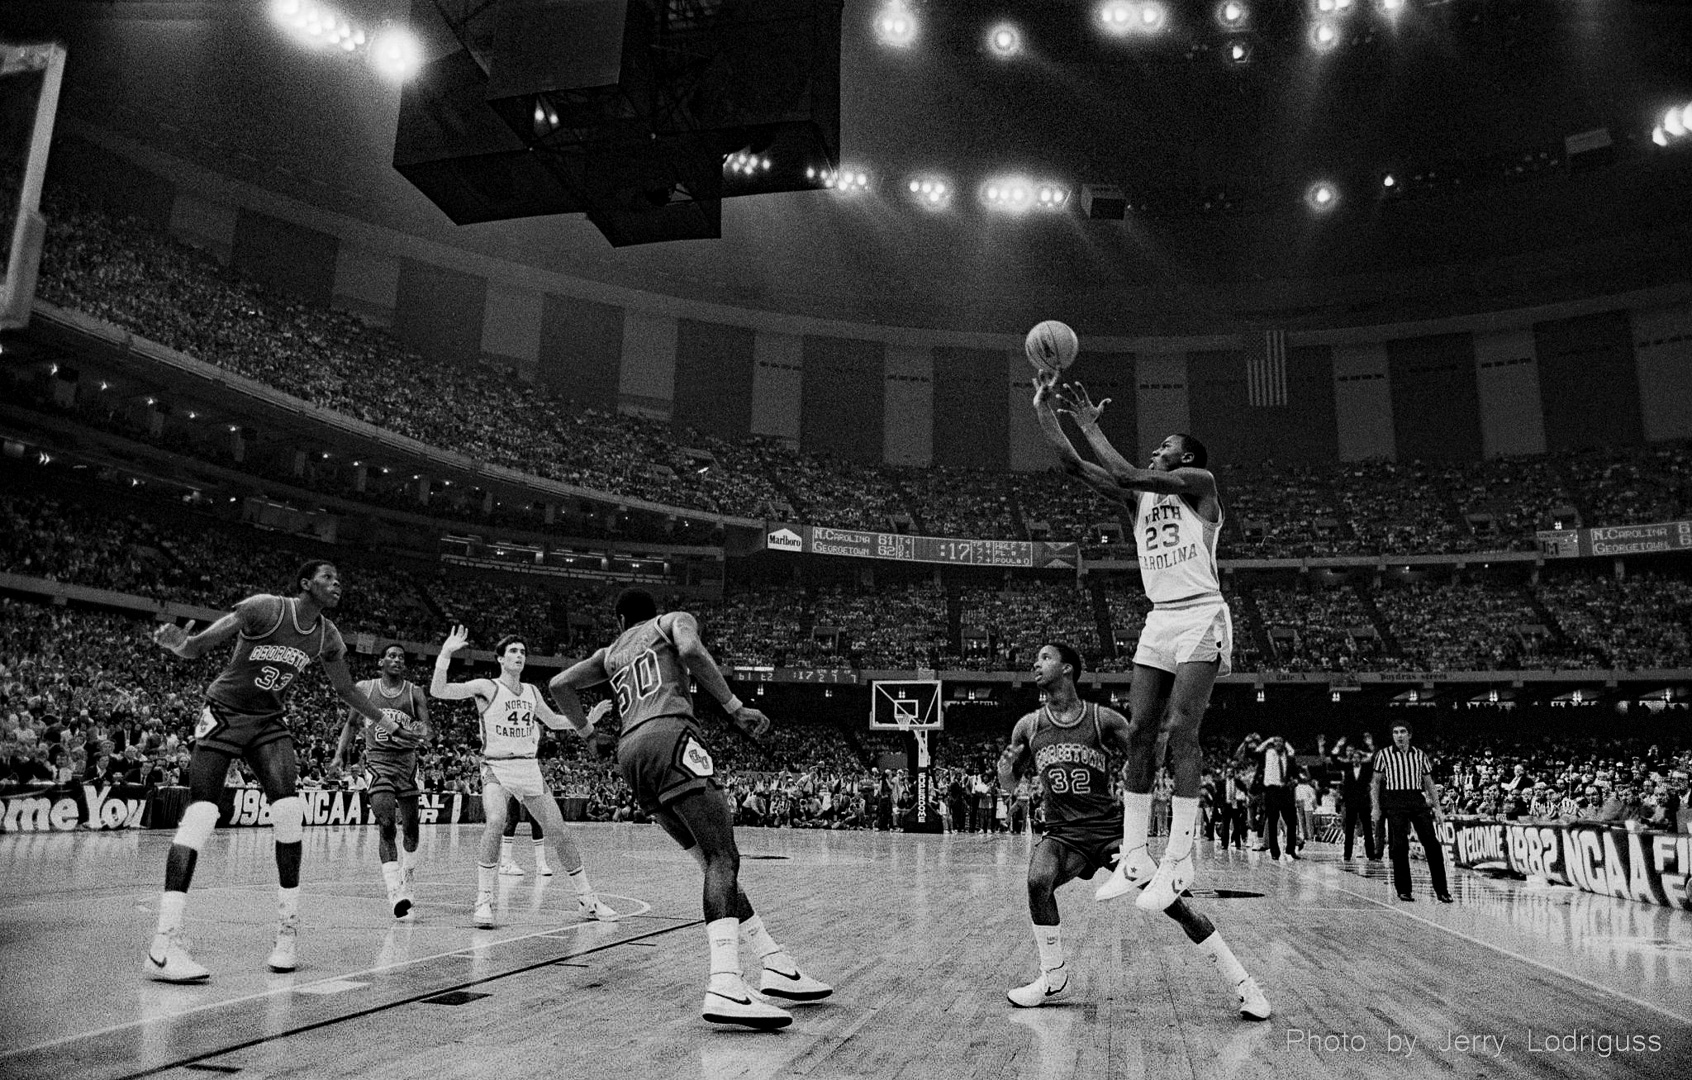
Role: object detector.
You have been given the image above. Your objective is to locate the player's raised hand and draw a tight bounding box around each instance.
[153,620,197,656]
[730,704,772,740]
[1031,367,1061,408]
[1056,381,1109,428]
[440,624,471,657]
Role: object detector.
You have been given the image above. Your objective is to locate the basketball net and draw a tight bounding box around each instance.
[894,717,931,768]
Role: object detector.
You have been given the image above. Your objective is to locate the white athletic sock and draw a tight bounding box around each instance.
[1198,931,1249,987]
[1166,796,1200,860]
[1122,791,1153,853]
[740,914,788,969]
[477,862,497,896]
[567,867,594,899]
[156,891,187,935]
[1033,923,1064,975]
[381,861,402,894]
[499,837,514,863]
[707,917,742,986]
[402,848,419,872]
[533,838,549,865]
[277,886,300,922]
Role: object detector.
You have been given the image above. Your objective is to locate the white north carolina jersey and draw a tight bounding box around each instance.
[480,680,541,760]
[1133,490,1223,605]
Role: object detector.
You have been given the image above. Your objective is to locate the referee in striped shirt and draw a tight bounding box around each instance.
[1371,722,1453,904]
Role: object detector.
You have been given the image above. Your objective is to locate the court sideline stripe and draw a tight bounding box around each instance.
[1303,870,1692,1028]
[105,917,704,1080]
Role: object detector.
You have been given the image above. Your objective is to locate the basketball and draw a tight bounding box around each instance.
[1025,320,1079,374]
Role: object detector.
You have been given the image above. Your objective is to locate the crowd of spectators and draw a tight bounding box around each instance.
[1250,583,1389,674]
[28,188,1692,558]
[1537,570,1692,671]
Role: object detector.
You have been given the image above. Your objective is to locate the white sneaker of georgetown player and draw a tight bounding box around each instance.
[1006,966,1069,1008]
[1136,850,1195,912]
[266,917,299,973]
[145,929,210,983]
[498,861,525,877]
[702,977,793,1030]
[759,965,833,1002]
[473,897,495,929]
[1237,976,1272,1021]
[1095,845,1158,901]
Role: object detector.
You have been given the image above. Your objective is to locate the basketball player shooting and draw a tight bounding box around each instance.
[999,644,1269,1018]
[1032,368,1232,912]
[548,588,832,1031]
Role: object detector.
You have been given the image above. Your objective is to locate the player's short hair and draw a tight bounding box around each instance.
[379,641,405,658]
[1174,433,1208,469]
[493,634,526,659]
[293,559,335,594]
[1049,642,1085,683]
[615,588,659,625]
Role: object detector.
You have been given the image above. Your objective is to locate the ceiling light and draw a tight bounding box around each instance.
[1305,181,1339,212]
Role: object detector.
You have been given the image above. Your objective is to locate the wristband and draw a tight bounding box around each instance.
[722,695,743,715]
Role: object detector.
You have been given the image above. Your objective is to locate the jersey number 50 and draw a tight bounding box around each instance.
[610,649,663,714]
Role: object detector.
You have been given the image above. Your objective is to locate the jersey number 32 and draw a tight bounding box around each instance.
[610,649,663,714]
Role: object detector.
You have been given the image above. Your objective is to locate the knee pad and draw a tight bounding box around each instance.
[270,795,305,844]
[173,801,221,852]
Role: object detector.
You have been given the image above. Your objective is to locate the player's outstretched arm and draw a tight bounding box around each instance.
[669,613,768,738]
[534,692,591,736]
[1055,380,1142,480]
[323,654,386,726]
[330,706,360,772]
[1032,372,1132,505]
[411,687,434,747]
[997,717,1035,793]
[151,595,271,660]
[429,624,490,702]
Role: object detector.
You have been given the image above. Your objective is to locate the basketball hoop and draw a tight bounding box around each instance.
[893,715,932,768]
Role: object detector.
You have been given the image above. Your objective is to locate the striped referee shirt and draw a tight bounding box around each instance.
[1373,746,1432,792]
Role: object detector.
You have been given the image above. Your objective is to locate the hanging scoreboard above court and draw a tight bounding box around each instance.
[763,522,1079,570]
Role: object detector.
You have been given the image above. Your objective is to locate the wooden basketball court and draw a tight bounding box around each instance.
[1,824,1687,1079]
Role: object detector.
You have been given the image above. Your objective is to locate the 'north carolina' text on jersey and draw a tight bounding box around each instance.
[357,678,424,756]
[1133,490,1224,605]
[1028,702,1118,826]
[604,616,695,736]
[480,680,542,760]
[205,596,345,719]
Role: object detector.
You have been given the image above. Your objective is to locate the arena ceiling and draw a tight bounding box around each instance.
[16,0,1692,332]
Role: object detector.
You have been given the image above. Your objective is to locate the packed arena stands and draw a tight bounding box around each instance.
[30,189,1692,557]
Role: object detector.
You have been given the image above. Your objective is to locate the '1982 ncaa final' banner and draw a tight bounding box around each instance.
[764,523,1079,569]
[1450,818,1692,910]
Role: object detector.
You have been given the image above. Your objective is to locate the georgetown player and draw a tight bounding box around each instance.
[549,588,832,1031]
[332,642,432,919]
[1032,371,1231,911]
[146,560,386,981]
[999,644,1268,1019]
[430,627,616,929]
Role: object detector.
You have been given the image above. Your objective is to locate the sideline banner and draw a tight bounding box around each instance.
[0,783,153,832]
[764,522,1080,570]
[216,788,464,828]
[1449,817,1692,911]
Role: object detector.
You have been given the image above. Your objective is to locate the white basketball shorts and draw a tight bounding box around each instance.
[480,757,549,801]
[1133,598,1233,677]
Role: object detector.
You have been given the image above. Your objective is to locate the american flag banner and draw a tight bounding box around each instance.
[1247,329,1288,406]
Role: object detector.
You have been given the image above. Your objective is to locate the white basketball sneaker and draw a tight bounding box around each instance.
[1237,977,1272,1021]
[702,977,793,1030]
[266,917,299,973]
[473,896,495,929]
[1095,845,1158,901]
[759,964,834,1002]
[577,896,620,921]
[1136,849,1195,912]
[498,860,525,877]
[145,929,210,983]
[1006,966,1069,1008]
